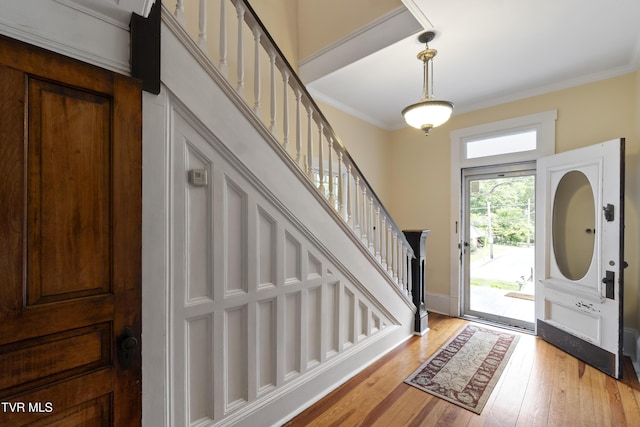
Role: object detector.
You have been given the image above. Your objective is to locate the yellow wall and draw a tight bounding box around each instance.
[387,72,640,328]
[250,0,299,67]
[297,0,403,60]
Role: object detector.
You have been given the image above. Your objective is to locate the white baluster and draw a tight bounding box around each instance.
[282,71,290,150]
[306,107,313,179]
[328,137,335,207]
[398,239,404,288]
[235,2,246,98]
[295,90,302,166]
[375,207,381,261]
[403,247,410,296]
[198,0,208,50]
[354,176,360,236]
[398,239,404,290]
[252,28,261,114]
[338,151,344,218]
[361,187,368,244]
[392,233,399,283]
[380,216,387,269]
[368,198,374,251]
[406,248,413,298]
[219,0,228,76]
[387,224,393,274]
[346,165,353,227]
[175,0,185,24]
[269,51,277,135]
[318,124,325,195]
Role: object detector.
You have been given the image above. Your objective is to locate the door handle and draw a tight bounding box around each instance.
[118,326,138,370]
[602,270,615,300]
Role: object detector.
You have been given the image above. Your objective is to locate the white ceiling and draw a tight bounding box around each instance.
[303,0,640,131]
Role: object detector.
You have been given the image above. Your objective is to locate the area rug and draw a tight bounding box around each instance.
[404,324,519,414]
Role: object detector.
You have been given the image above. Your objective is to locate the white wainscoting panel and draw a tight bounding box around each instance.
[168,105,402,426]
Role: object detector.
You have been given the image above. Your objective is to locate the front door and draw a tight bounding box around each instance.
[535,139,624,378]
[0,36,142,424]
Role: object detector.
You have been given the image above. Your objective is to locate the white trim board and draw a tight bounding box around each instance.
[298,6,421,84]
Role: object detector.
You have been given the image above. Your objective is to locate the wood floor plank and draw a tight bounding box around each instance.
[283,314,640,427]
[587,362,613,427]
[467,329,533,427]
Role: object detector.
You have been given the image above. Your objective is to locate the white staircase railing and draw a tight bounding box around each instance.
[162,0,414,298]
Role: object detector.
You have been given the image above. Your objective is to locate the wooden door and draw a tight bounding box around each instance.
[0,35,142,425]
[535,139,624,378]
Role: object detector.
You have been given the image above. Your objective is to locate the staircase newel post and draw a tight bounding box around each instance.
[403,230,430,335]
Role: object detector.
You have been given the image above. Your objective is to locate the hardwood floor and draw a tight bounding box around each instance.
[284,314,640,426]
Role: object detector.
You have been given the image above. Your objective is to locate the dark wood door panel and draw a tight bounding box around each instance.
[0,63,25,315]
[0,35,114,96]
[0,296,114,346]
[0,370,113,426]
[27,78,112,305]
[0,323,111,395]
[0,35,141,426]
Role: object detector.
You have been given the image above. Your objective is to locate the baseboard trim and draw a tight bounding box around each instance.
[425,292,452,316]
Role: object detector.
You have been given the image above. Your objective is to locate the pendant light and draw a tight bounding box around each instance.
[402,31,454,135]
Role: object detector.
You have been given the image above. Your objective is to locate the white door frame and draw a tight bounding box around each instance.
[449,110,557,317]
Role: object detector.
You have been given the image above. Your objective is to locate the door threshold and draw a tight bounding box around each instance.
[461,314,535,335]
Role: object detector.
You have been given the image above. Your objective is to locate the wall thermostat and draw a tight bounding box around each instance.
[188,169,208,186]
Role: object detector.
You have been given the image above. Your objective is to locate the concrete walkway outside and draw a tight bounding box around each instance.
[469,245,535,324]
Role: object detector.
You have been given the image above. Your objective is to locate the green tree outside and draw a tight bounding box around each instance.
[469,176,535,248]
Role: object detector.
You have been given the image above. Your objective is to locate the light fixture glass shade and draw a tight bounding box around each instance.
[402,100,454,134]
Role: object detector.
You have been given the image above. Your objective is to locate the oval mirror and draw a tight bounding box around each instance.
[552,170,595,280]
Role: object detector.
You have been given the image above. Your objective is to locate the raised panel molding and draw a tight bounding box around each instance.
[168,103,403,425]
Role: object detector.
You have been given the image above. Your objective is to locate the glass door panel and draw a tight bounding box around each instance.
[462,165,535,330]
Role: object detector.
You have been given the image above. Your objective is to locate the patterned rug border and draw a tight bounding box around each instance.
[404,323,520,414]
